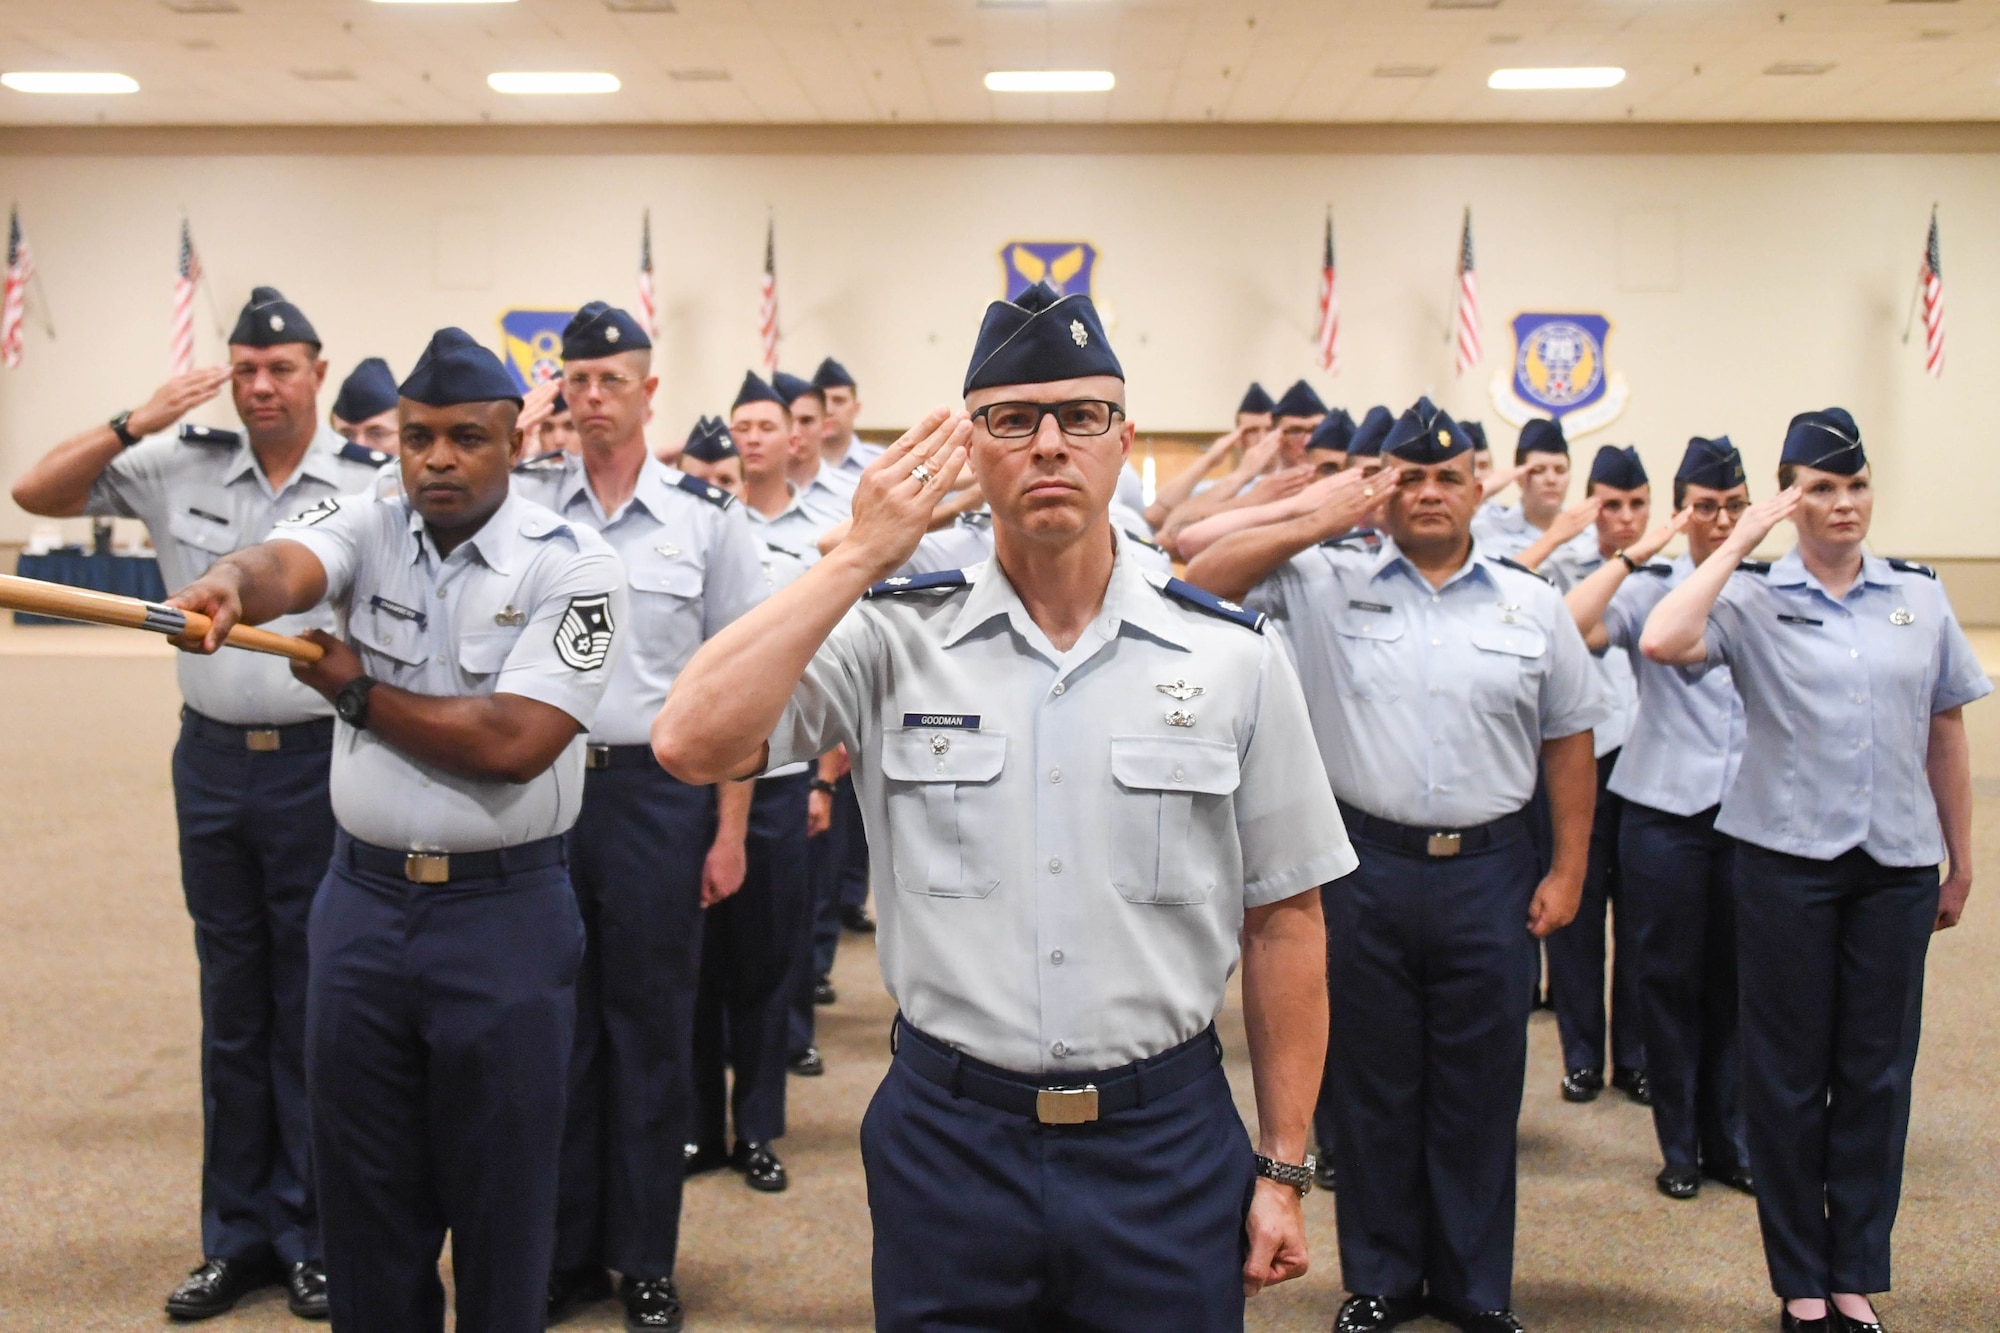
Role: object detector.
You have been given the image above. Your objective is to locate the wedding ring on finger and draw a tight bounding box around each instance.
[910,464,935,484]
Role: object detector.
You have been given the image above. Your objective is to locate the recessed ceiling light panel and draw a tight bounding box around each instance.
[1764,61,1835,75]
[488,71,620,94]
[985,70,1115,93]
[1488,66,1625,90]
[2,71,140,93]
[1373,64,1439,78]
[375,1,518,6]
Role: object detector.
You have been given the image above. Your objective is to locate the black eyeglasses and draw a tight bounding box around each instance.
[1687,499,1751,519]
[970,399,1124,440]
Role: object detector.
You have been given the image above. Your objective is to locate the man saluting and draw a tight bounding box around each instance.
[653,280,1353,1330]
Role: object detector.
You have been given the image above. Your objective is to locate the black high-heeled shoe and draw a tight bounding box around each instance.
[1829,1306,1884,1333]
[1780,1307,1831,1333]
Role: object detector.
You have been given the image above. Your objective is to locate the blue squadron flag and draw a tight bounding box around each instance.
[498,309,572,392]
[1001,241,1097,301]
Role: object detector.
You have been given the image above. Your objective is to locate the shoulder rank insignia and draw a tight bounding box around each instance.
[1490,554,1552,585]
[1737,560,1772,575]
[1640,562,1673,577]
[1122,528,1166,554]
[1160,577,1265,633]
[178,423,241,449]
[1323,527,1383,553]
[675,472,736,509]
[512,452,569,475]
[1888,557,1938,580]
[338,441,393,468]
[865,569,968,599]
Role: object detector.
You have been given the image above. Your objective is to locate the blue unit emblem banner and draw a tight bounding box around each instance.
[1490,311,1629,437]
[1001,242,1097,300]
[498,309,572,393]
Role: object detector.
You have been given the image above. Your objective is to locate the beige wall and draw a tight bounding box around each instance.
[1,123,1996,561]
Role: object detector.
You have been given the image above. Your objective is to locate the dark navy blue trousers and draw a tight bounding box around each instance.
[693,772,811,1150]
[1546,749,1644,1075]
[789,772,857,1056]
[554,760,714,1280]
[1324,824,1539,1313]
[172,709,335,1266]
[862,1030,1255,1331]
[1312,879,1342,1172]
[1735,844,1938,1300]
[1620,802,1747,1173]
[306,835,583,1333]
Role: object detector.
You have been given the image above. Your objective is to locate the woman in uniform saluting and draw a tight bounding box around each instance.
[1640,408,1989,1333]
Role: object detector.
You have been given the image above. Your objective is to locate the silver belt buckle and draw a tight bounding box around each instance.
[585,744,611,770]
[1035,1085,1100,1125]
[244,728,281,753]
[404,853,450,884]
[1426,831,1463,858]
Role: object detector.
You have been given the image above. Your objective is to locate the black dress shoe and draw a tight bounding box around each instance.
[1427,1300,1526,1332]
[165,1256,282,1321]
[839,904,875,933]
[1830,1306,1884,1332]
[813,975,837,1005]
[683,1141,729,1176]
[1561,1068,1604,1103]
[547,1265,614,1325]
[621,1275,685,1332]
[788,1045,825,1076]
[1333,1293,1426,1331]
[1781,1308,1832,1332]
[1704,1163,1757,1195]
[735,1141,789,1192]
[1611,1066,1652,1106]
[1314,1157,1339,1192]
[1656,1165,1701,1200]
[286,1261,329,1320]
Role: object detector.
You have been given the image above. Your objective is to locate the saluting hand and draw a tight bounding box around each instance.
[1308,465,1391,539]
[1719,486,1801,560]
[1545,495,1603,547]
[842,407,972,583]
[514,379,562,448]
[129,366,233,438]
[1627,507,1691,565]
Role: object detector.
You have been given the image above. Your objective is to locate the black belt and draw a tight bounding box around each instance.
[339,831,566,885]
[584,743,659,771]
[892,1017,1222,1126]
[1337,801,1529,859]
[182,708,335,754]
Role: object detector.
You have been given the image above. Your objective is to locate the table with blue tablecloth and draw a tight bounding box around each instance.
[12,549,169,625]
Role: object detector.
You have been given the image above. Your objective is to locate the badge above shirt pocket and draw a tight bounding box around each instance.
[1108,735,1241,906]
[878,727,1007,899]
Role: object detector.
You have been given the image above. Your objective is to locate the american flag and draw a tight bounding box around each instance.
[1918,205,1944,378]
[636,209,657,336]
[1314,208,1340,374]
[1,207,34,369]
[172,218,203,375]
[1453,207,1481,377]
[757,218,778,374]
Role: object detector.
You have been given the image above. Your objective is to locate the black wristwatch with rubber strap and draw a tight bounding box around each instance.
[108,410,140,448]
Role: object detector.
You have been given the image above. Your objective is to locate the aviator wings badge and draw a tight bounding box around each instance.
[1156,679,1205,702]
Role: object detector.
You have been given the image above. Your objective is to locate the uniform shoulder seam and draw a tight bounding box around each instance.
[1489,554,1552,585]
[675,472,737,509]
[865,569,968,599]
[1888,557,1938,579]
[1159,577,1266,633]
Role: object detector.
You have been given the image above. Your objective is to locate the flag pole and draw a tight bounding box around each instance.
[1899,202,1936,345]
[1445,208,1463,345]
[184,209,228,340]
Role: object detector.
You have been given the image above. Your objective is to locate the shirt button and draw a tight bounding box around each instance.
[1431,638,1442,647]
[1172,765,1185,781]
[1049,857,1062,873]
[435,655,447,665]
[1049,767,1063,783]
[1853,694,1865,704]
[1430,686,1442,695]
[1850,649,1860,659]
[1052,682,1066,696]
[1050,949,1064,965]
[1051,1041,1068,1057]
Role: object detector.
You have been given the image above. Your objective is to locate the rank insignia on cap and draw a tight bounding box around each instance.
[1438,430,1450,448]
[554,594,617,671]
[605,325,620,343]
[1070,320,1088,347]
[269,315,284,331]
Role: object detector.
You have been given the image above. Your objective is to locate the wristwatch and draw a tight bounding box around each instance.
[108,410,140,448]
[809,778,838,795]
[1615,550,1641,574]
[333,675,378,731]
[1253,1152,1316,1197]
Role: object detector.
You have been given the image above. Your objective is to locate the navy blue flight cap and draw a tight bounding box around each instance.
[681,415,737,463]
[1461,420,1489,453]
[550,391,568,415]
[1676,435,1747,490]
[1780,407,1866,475]
[772,370,822,405]
[331,357,398,423]
[398,328,522,408]
[1269,380,1327,421]
[229,286,319,349]
[1589,444,1649,491]
[1347,405,1394,459]
[812,357,857,390]
[1517,417,1568,457]
[1306,407,1356,453]
[963,280,1122,395]
[562,301,651,361]
[732,371,788,412]
[1237,382,1275,416]
[1383,397,1473,464]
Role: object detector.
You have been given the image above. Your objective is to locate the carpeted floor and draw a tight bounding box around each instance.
[1,642,1996,1331]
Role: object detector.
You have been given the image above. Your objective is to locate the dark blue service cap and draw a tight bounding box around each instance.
[1589,444,1648,491]
[812,356,857,390]
[1780,407,1866,475]
[1306,407,1356,453]
[331,357,398,423]
[550,391,568,415]
[681,415,737,463]
[1269,379,1327,420]
[229,286,319,349]
[772,370,821,405]
[1461,420,1489,452]
[561,300,651,361]
[1237,382,1275,416]
[1346,405,1394,459]
[732,370,787,412]
[1517,417,1568,456]
[1383,396,1473,464]
[1676,435,1746,490]
[398,328,522,408]
[962,280,1123,395]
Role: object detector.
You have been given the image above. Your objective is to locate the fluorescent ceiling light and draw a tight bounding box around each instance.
[985,70,1115,93]
[488,71,620,94]
[1488,66,1625,90]
[2,71,139,94]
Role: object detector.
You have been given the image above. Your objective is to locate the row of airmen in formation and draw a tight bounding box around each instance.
[7,278,1985,1333]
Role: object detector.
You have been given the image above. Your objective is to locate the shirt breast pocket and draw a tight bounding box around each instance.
[1468,622,1548,715]
[165,505,240,570]
[1332,606,1405,702]
[627,553,706,660]
[1108,736,1241,906]
[349,613,429,677]
[459,629,522,681]
[878,729,1007,899]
